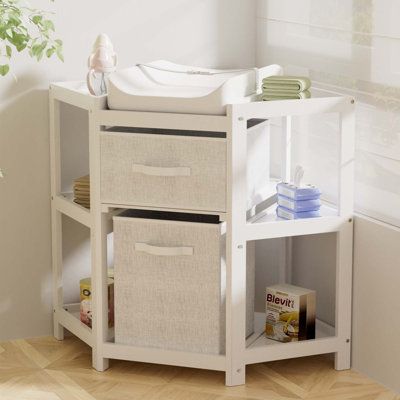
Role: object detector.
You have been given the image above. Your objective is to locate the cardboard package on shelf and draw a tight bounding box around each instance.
[73,175,90,209]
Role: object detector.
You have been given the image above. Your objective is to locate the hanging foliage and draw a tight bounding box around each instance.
[0,0,63,76]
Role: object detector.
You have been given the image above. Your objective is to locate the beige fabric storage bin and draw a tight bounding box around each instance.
[113,210,255,354]
[100,122,269,212]
[101,130,227,212]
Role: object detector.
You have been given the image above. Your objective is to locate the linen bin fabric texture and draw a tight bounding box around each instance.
[100,123,270,212]
[113,214,255,354]
[100,131,227,211]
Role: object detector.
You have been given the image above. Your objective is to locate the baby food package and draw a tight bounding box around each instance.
[265,284,316,342]
[80,275,114,329]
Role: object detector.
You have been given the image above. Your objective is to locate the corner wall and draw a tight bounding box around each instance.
[0,0,256,341]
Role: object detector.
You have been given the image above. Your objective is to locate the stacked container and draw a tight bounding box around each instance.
[107,120,270,355]
[276,182,321,220]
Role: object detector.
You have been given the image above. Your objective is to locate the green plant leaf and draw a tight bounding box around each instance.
[31,15,43,25]
[56,46,64,62]
[31,44,42,56]
[46,47,55,58]
[42,19,55,31]
[0,0,63,77]
[0,64,10,76]
[9,15,22,26]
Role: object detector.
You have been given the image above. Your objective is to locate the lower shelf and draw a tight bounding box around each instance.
[245,312,339,365]
[57,304,93,347]
[57,303,114,348]
[56,308,341,370]
[102,342,226,371]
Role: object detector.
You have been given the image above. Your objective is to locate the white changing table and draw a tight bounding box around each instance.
[49,81,355,386]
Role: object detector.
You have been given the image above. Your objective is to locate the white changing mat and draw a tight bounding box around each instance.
[107,60,282,115]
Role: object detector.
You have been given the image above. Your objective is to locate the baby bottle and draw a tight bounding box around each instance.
[87,34,117,96]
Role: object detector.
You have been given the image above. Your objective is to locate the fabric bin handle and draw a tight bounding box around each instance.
[135,242,194,256]
[132,164,191,177]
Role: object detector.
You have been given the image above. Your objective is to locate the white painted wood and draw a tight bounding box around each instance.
[89,107,110,372]
[101,202,227,220]
[238,93,350,119]
[49,95,64,340]
[98,109,229,132]
[102,342,226,371]
[54,194,91,228]
[50,81,354,386]
[225,105,247,386]
[56,306,93,347]
[246,335,340,365]
[334,220,353,370]
[246,312,336,351]
[334,99,354,370]
[50,82,106,111]
[247,213,346,240]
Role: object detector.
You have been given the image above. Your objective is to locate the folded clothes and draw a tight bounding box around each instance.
[262,76,311,92]
[262,90,311,101]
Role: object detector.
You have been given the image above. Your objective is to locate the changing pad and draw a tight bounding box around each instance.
[107,60,282,115]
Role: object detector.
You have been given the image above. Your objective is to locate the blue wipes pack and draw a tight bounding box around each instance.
[276,182,321,201]
[277,195,321,212]
[276,206,321,220]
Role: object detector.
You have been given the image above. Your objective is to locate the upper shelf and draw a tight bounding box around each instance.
[50,81,107,111]
[49,81,353,120]
[233,89,354,120]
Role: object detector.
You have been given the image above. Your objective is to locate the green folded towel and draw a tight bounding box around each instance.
[262,76,311,93]
[262,90,311,101]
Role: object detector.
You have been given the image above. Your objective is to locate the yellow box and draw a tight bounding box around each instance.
[265,284,316,343]
[80,275,114,328]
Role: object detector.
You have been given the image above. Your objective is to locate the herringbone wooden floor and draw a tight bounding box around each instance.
[0,336,397,400]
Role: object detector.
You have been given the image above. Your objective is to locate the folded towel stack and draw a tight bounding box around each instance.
[73,175,90,209]
[262,76,311,101]
[276,182,321,219]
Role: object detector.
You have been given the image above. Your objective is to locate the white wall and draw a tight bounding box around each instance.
[0,0,256,340]
[257,0,400,227]
[352,216,400,393]
[256,0,400,392]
